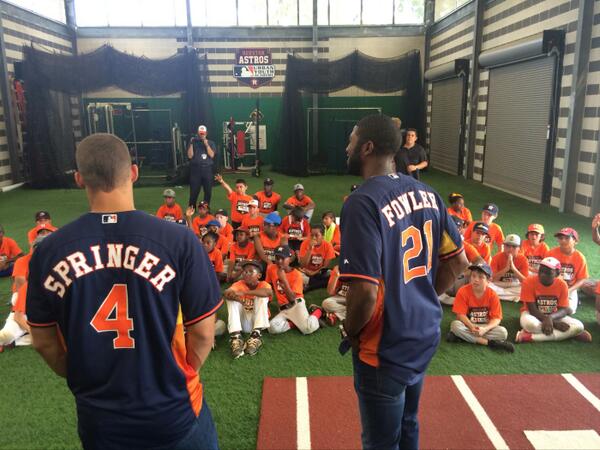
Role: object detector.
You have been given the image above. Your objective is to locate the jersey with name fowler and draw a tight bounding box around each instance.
[339,173,463,385]
[26,211,222,449]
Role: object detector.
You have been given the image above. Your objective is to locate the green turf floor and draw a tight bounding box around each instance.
[0,169,599,450]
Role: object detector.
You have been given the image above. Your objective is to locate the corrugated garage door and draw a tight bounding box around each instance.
[429,77,464,175]
[483,56,555,202]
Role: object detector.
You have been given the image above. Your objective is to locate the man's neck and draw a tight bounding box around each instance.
[405,142,415,149]
[87,188,135,213]
[362,157,396,179]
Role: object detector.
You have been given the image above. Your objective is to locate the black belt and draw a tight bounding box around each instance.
[280,298,300,310]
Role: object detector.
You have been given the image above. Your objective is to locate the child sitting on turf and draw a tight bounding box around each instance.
[322,265,350,326]
[156,189,183,222]
[490,234,529,301]
[223,260,271,358]
[187,201,214,237]
[447,192,473,226]
[322,211,341,255]
[227,228,256,283]
[467,222,492,264]
[283,183,316,221]
[27,211,58,244]
[298,224,336,292]
[516,257,591,344]
[202,232,226,283]
[447,262,514,353]
[280,207,310,254]
[266,245,323,335]
[464,203,504,254]
[252,213,287,265]
[215,174,252,229]
[240,199,264,235]
[547,228,588,313]
[520,224,549,274]
[206,219,231,259]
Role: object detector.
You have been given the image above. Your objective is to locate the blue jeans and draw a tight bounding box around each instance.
[0,264,14,277]
[353,353,424,450]
[171,400,219,450]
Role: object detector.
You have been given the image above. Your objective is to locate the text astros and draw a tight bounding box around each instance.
[381,190,439,227]
[43,244,176,298]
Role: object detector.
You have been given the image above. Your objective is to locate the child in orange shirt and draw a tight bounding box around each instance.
[490,234,529,301]
[468,222,492,264]
[227,228,256,283]
[280,207,311,254]
[516,257,590,343]
[215,174,252,228]
[253,213,287,265]
[322,265,350,325]
[447,263,514,352]
[241,200,264,235]
[464,203,504,254]
[156,189,183,222]
[0,225,23,278]
[206,220,231,259]
[254,177,281,215]
[202,232,226,282]
[547,227,588,313]
[26,210,58,243]
[187,201,214,237]
[298,224,336,292]
[283,183,316,221]
[447,193,473,226]
[520,224,549,274]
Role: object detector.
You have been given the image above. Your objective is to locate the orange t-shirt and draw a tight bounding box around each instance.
[490,252,529,282]
[11,253,31,292]
[265,263,304,306]
[463,241,481,263]
[0,237,21,260]
[520,241,549,273]
[281,216,310,241]
[285,195,314,209]
[447,206,473,224]
[13,282,27,314]
[254,191,281,214]
[219,222,234,239]
[192,214,215,236]
[452,284,502,324]
[228,242,256,266]
[241,215,264,235]
[324,224,341,253]
[299,240,336,272]
[156,203,183,221]
[207,248,224,273]
[469,240,491,264]
[520,275,569,314]
[596,281,600,295]
[547,247,589,287]
[227,192,253,223]
[259,232,284,263]
[229,280,272,310]
[27,224,58,243]
[464,222,504,251]
[216,234,232,257]
[328,266,350,297]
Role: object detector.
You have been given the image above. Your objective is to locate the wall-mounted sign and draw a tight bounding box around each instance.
[233,48,275,89]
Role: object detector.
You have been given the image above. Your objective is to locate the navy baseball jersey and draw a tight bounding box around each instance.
[339,173,463,384]
[26,210,222,448]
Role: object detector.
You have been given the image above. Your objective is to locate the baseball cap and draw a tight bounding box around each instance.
[264,178,274,185]
[554,227,579,241]
[468,262,492,278]
[35,211,51,221]
[175,219,187,225]
[472,222,489,235]
[32,234,49,248]
[207,219,221,228]
[264,212,282,226]
[293,183,304,191]
[448,192,464,202]
[215,208,228,217]
[274,245,293,258]
[350,184,359,192]
[163,188,176,198]
[249,199,259,207]
[539,256,561,271]
[504,234,521,246]
[241,260,263,272]
[234,226,249,234]
[198,125,207,134]
[450,215,464,228]
[527,224,545,234]
[197,201,209,209]
[482,203,499,216]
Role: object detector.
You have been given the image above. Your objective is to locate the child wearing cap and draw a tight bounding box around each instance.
[241,200,265,235]
[254,178,281,215]
[227,228,256,283]
[322,211,341,255]
[253,213,287,265]
[223,260,271,358]
[467,222,492,264]
[206,220,231,259]
[447,263,514,352]
[215,174,252,228]
[521,224,549,273]
[464,204,505,254]
[27,211,58,243]
[447,193,473,226]
[343,184,359,203]
[298,224,336,292]
[283,184,316,220]
[186,202,214,237]
[266,246,323,335]
[202,232,226,283]
[215,209,234,239]
[156,189,183,221]
[281,207,311,254]
[490,234,529,301]
[516,257,591,343]
[547,228,588,313]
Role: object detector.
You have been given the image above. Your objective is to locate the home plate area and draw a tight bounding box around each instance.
[257,373,600,450]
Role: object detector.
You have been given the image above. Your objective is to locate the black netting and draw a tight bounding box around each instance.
[22,45,213,188]
[276,50,424,176]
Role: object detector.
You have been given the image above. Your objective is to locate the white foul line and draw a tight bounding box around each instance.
[296,377,312,450]
[451,375,510,450]
[562,373,600,412]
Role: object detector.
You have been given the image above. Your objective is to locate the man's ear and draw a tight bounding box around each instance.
[74,171,85,189]
[131,164,139,183]
[361,140,375,157]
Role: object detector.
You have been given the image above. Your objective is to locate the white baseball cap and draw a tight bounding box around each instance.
[249,199,259,207]
[504,234,521,246]
[293,183,304,191]
[198,125,207,133]
[539,256,561,270]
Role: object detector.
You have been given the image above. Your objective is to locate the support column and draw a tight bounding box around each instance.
[311,0,318,170]
[561,0,593,213]
[186,0,193,47]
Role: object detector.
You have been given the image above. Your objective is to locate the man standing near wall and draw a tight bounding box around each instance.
[399,128,428,180]
[188,125,217,207]
[340,115,468,450]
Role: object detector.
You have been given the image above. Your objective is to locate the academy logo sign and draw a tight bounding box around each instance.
[233,48,275,89]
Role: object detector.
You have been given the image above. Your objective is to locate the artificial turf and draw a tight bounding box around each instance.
[0,168,599,450]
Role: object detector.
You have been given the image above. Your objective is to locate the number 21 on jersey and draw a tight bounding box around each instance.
[401,220,433,284]
[90,284,135,349]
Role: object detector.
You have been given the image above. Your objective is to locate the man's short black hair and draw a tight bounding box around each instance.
[355,114,401,156]
[291,207,304,220]
[406,128,418,135]
[235,178,247,185]
[311,223,325,234]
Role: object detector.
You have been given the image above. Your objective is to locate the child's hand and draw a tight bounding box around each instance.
[214,174,223,183]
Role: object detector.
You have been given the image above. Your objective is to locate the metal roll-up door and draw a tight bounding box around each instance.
[429,77,464,175]
[483,56,556,202]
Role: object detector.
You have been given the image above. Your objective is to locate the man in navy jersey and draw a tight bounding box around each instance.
[26,134,222,450]
[340,115,469,450]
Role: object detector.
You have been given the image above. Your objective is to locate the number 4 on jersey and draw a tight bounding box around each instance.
[90,284,135,349]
